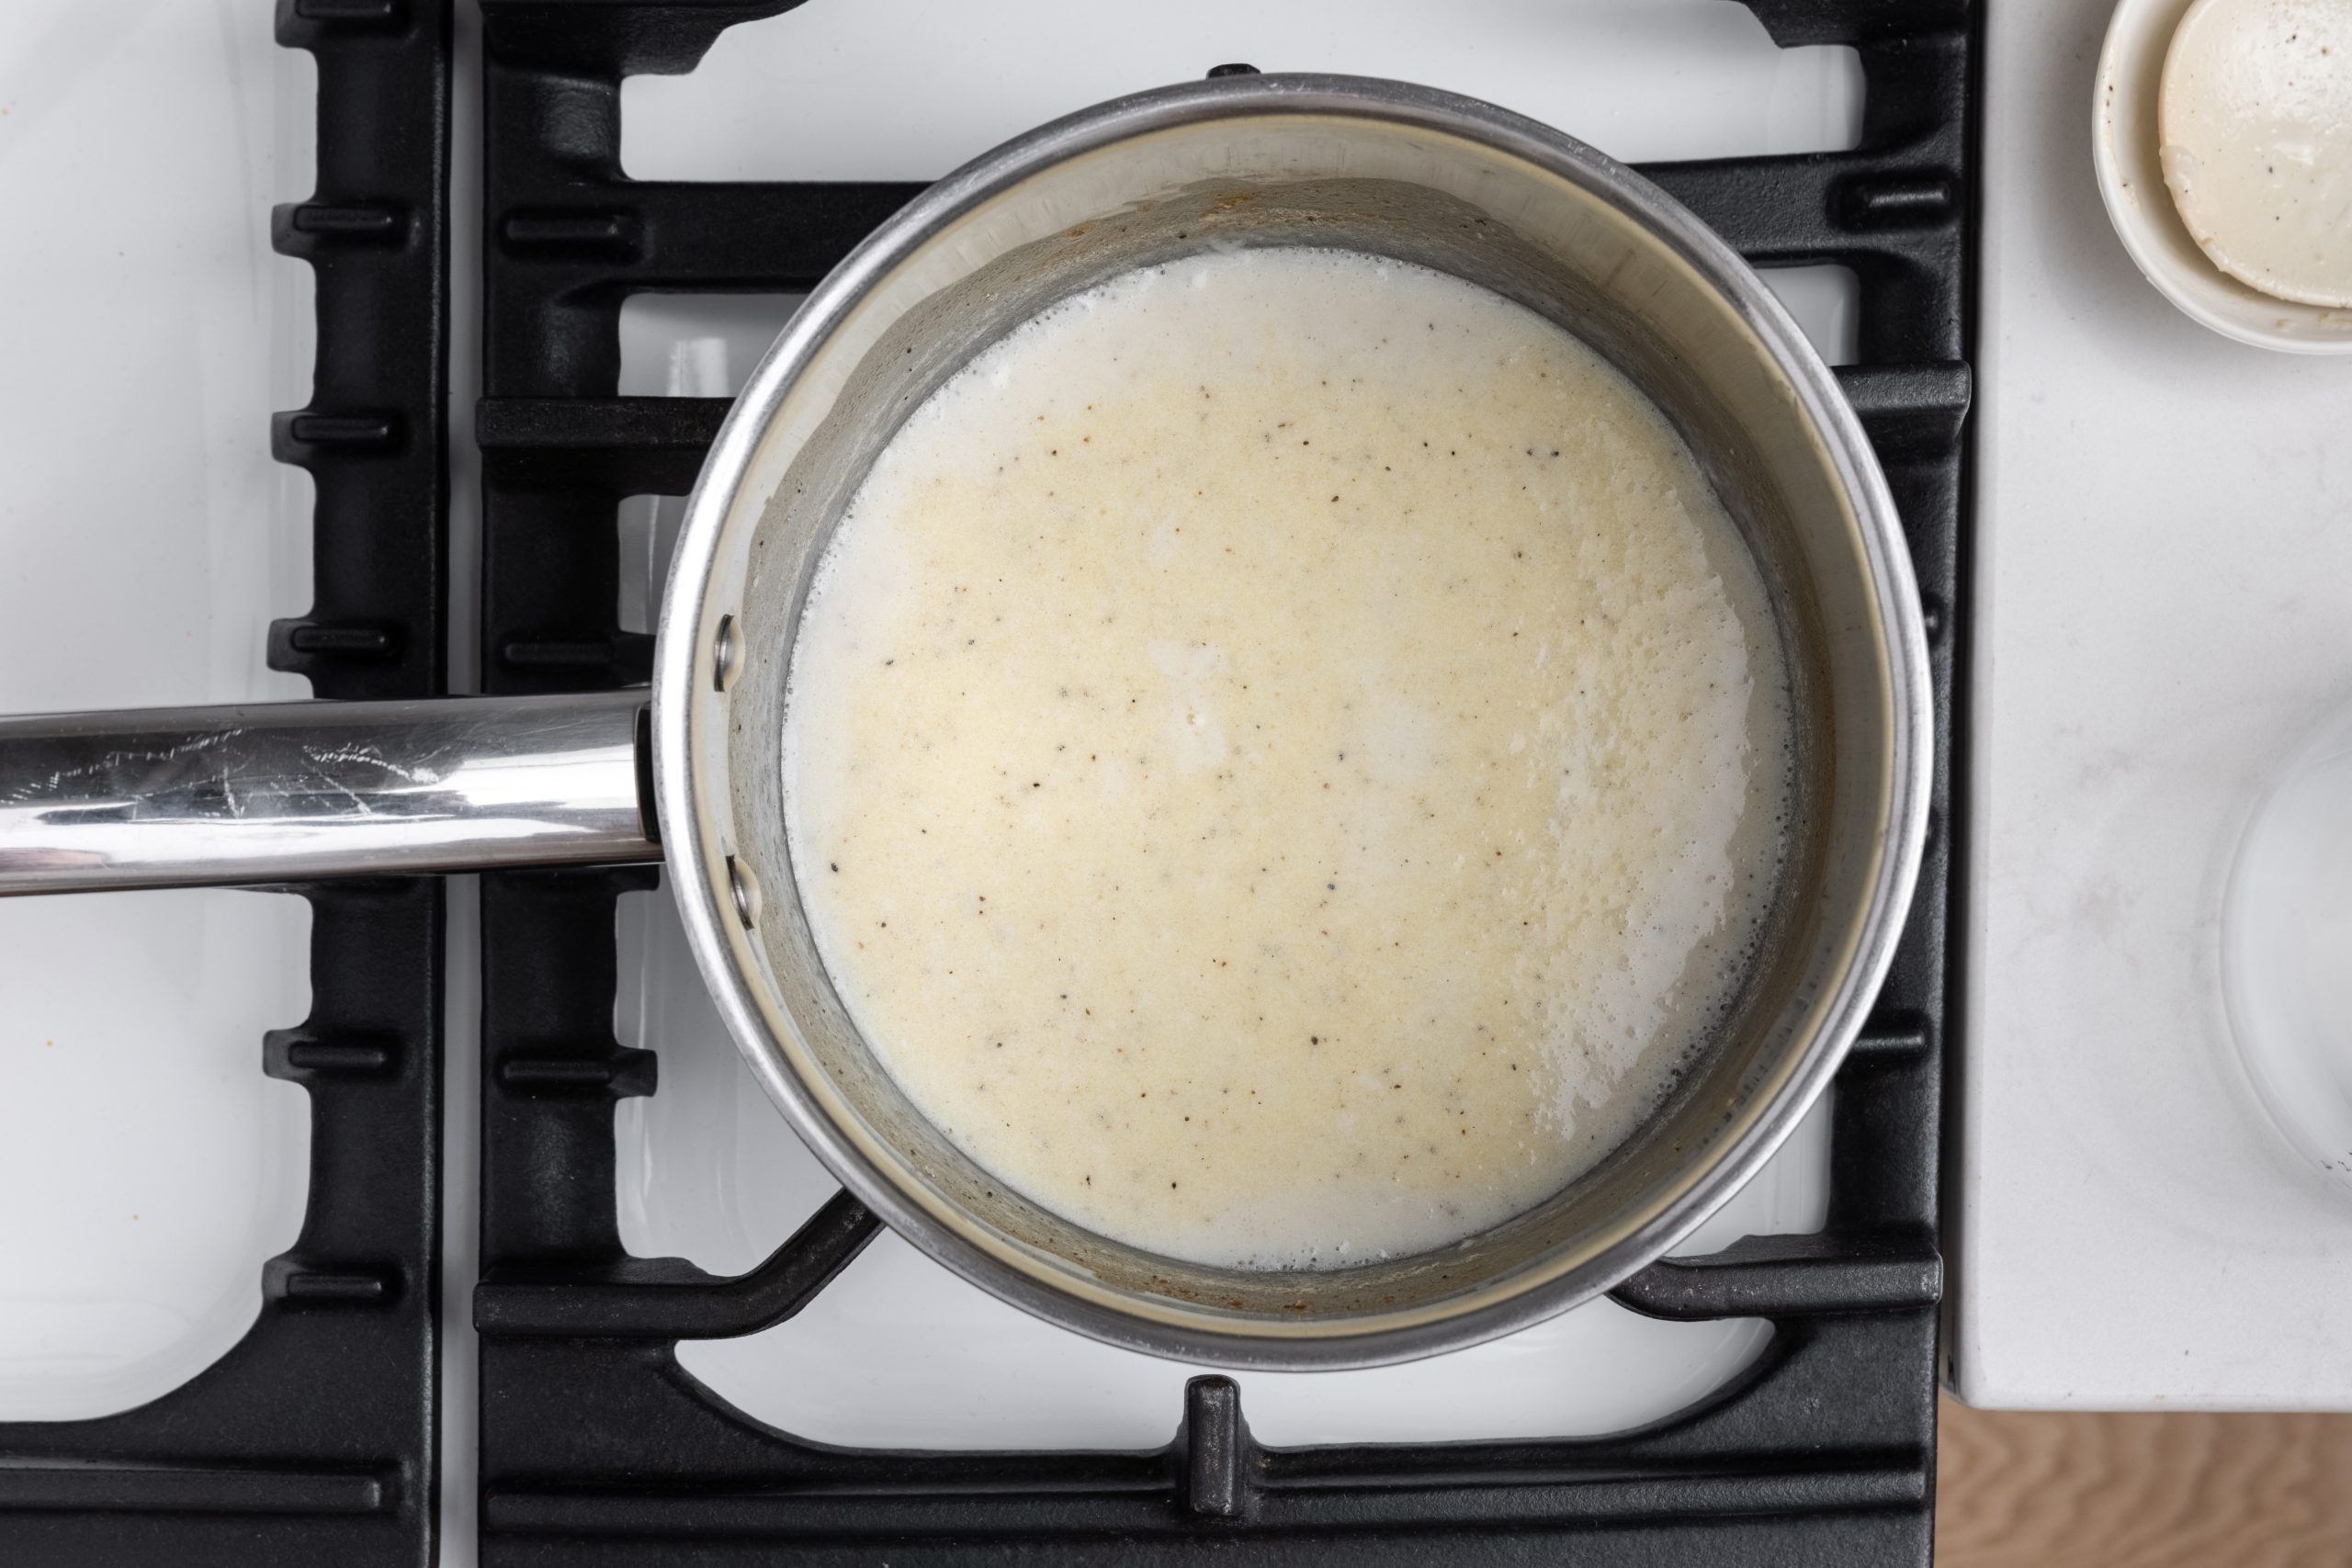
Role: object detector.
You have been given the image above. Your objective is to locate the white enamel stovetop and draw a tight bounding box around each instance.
[0,4,1868,1561]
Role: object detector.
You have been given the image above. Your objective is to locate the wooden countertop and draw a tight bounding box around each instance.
[1938,1397,2352,1564]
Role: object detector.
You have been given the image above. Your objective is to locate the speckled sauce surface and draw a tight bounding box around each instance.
[2160,0,2352,307]
[783,249,1793,1269]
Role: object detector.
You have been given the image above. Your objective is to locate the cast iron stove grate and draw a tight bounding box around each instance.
[0,2,453,1564]
[473,1,1972,1562]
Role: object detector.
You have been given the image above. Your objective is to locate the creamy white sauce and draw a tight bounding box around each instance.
[783,249,1794,1269]
[2161,0,2352,307]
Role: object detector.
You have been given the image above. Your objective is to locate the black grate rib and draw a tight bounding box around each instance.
[475,2,1970,1562]
[0,2,452,1565]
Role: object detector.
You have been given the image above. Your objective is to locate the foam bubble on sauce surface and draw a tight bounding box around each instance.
[784,249,1792,1269]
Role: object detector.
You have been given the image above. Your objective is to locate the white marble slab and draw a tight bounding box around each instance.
[1957,0,2352,1408]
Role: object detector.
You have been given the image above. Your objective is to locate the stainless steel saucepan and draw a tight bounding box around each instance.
[0,76,1928,1369]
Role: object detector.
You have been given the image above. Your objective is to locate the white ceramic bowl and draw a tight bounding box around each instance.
[2095,0,2352,354]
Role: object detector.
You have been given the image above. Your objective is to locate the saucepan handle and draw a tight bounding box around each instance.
[0,690,660,894]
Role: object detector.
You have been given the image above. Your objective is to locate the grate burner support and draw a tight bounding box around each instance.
[475,2,1972,1561]
[0,3,452,1565]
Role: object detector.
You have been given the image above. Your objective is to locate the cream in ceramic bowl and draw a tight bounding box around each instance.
[2096,0,2352,353]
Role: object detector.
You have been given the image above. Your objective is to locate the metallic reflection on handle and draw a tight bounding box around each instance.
[0,691,659,894]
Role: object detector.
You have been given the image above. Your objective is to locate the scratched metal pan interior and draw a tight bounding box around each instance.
[673,90,1914,1367]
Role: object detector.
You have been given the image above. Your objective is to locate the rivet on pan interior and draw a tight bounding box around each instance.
[712,613,739,693]
[726,854,760,930]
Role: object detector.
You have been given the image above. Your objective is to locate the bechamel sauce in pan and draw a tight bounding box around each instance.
[783,248,1794,1269]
